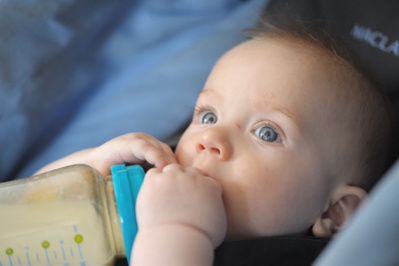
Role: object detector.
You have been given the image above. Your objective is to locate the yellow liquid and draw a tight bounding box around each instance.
[0,201,115,266]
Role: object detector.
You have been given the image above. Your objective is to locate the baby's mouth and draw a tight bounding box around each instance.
[200,169,210,177]
[195,167,210,177]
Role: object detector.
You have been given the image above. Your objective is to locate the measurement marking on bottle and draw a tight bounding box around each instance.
[5,248,13,255]
[74,233,84,260]
[44,248,49,264]
[42,241,50,249]
[73,225,85,265]
[25,251,31,266]
[60,242,66,261]
[61,246,66,261]
[42,240,50,264]
[77,245,83,260]
[4,248,13,266]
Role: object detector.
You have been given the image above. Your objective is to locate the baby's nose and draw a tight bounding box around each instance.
[196,128,232,161]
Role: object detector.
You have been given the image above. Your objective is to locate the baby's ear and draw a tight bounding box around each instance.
[312,185,367,237]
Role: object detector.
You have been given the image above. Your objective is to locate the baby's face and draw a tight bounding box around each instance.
[175,37,351,240]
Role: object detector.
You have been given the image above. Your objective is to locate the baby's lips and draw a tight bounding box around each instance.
[196,168,210,177]
[192,165,217,178]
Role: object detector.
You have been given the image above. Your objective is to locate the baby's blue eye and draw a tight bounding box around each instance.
[200,112,218,124]
[254,126,280,142]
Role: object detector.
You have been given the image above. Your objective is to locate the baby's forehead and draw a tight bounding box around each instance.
[204,36,361,122]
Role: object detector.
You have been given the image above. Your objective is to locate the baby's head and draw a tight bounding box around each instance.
[249,12,397,195]
[175,13,396,241]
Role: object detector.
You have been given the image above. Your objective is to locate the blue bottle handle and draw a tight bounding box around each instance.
[111,164,145,263]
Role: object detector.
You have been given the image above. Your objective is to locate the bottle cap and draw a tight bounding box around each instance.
[111,164,144,263]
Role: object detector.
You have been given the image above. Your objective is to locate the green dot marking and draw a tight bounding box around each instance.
[6,248,13,255]
[74,234,83,244]
[42,241,50,249]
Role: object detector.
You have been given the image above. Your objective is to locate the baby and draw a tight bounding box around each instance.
[36,12,396,265]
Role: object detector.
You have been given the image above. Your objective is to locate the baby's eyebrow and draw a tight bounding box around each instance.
[262,97,297,122]
[276,105,295,120]
[273,105,301,133]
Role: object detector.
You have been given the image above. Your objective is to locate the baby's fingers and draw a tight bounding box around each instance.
[133,138,177,169]
[89,133,176,174]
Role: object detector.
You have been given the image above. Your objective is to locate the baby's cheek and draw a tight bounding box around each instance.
[174,151,186,166]
[174,145,184,163]
[174,145,191,167]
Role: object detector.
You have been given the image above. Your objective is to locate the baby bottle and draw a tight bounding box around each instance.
[0,164,144,266]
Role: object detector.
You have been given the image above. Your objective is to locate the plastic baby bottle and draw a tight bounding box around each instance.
[0,164,144,266]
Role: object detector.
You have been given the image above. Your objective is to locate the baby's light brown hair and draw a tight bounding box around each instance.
[248,9,397,192]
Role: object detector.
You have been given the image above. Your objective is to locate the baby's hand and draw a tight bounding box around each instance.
[88,133,177,175]
[35,133,176,176]
[136,164,227,248]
